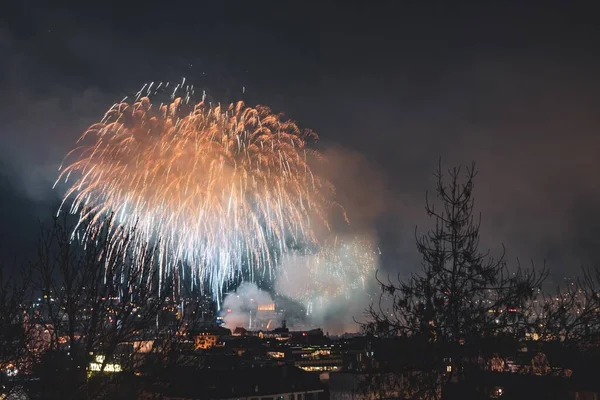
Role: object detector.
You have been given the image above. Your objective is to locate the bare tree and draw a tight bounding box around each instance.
[29,214,169,399]
[363,162,547,398]
[514,267,600,379]
[532,268,600,346]
[0,260,30,383]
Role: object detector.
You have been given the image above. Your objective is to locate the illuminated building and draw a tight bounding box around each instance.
[192,326,230,350]
[249,302,280,330]
[131,340,154,353]
[294,357,343,372]
[194,332,219,350]
[267,351,285,359]
[257,303,275,311]
[88,355,122,374]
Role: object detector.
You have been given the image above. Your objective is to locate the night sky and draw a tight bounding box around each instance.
[1,1,600,278]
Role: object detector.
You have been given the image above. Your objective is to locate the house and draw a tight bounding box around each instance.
[233,327,248,336]
[191,326,231,350]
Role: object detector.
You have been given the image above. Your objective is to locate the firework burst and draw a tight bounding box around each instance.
[56,83,337,302]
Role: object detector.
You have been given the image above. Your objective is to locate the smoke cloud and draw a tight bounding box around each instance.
[275,235,379,334]
[220,234,380,335]
[221,282,275,331]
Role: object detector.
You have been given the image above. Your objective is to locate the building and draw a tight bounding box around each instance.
[192,326,231,350]
[233,327,248,336]
[251,301,281,330]
[264,343,343,373]
[258,321,291,341]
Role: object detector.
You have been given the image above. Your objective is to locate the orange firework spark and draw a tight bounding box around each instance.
[56,83,337,302]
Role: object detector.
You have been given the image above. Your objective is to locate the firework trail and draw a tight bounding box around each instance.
[276,236,379,315]
[56,82,338,303]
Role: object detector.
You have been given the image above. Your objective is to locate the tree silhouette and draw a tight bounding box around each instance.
[363,161,547,398]
[0,260,30,384]
[29,214,170,399]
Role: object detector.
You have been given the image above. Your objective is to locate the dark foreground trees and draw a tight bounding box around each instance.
[0,261,30,386]
[28,215,169,399]
[363,162,547,399]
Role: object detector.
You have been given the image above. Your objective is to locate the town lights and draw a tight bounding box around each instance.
[89,355,122,373]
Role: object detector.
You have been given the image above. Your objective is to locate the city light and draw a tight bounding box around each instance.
[89,355,122,373]
[258,303,276,311]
